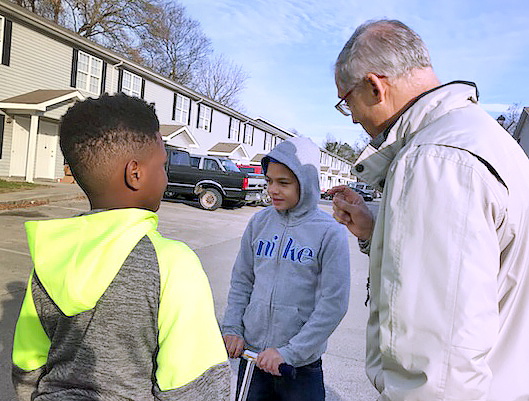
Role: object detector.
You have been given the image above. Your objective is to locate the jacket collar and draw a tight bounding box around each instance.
[352,81,479,190]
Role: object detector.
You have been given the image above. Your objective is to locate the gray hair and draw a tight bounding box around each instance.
[335,19,432,89]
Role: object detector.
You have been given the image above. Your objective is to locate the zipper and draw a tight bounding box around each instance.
[263,211,289,349]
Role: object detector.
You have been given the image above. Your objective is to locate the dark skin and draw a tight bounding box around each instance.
[87,134,168,212]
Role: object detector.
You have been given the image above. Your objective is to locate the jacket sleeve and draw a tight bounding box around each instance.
[148,233,230,401]
[12,271,50,401]
[221,217,256,338]
[278,224,350,366]
[373,147,506,400]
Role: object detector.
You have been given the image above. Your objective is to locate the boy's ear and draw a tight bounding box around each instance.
[124,159,141,191]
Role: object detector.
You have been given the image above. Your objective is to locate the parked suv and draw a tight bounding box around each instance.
[164,146,264,210]
[349,181,379,198]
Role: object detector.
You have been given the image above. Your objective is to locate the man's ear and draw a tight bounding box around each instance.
[366,73,387,104]
[124,159,141,191]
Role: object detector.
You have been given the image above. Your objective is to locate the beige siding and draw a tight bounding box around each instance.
[144,80,175,125]
[0,20,73,100]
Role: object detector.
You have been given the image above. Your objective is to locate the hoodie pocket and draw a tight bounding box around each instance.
[270,304,304,348]
[242,300,268,349]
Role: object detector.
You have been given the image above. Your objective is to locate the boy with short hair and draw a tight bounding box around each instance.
[12,94,230,400]
[222,137,351,400]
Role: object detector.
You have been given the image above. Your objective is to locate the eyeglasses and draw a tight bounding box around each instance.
[335,87,356,116]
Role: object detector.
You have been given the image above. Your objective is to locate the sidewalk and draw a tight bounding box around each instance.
[0,181,86,210]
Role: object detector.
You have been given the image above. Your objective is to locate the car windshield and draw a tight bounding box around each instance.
[220,159,240,172]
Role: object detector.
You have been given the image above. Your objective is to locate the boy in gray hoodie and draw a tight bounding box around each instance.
[222,137,350,400]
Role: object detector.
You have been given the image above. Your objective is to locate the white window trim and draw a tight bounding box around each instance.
[264,132,273,151]
[198,104,212,131]
[122,70,142,98]
[174,93,190,124]
[76,50,103,95]
[243,124,254,145]
[229,117,240,140]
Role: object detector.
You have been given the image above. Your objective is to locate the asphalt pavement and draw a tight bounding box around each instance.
[0,183,380,401]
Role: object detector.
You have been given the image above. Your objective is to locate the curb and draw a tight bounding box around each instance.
[0,193,87,210]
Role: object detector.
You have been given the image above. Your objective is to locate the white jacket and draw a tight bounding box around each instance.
[354,81,529,401]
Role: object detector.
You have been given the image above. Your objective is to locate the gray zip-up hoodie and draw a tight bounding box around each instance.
[222,137,350,367]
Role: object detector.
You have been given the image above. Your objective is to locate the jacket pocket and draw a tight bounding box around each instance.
[270,304,304,348]
[242,300,268,349]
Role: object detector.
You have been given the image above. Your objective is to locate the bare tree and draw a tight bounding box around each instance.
[500,102,522,134]
[323,133,367,163]
[134,2,212,86]
[194,54,248,109]
[12,0,248,108]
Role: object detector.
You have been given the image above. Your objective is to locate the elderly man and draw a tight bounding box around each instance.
[331,19,529,400]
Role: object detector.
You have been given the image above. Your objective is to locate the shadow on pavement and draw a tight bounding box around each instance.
[1,281,26,401]
[162,197,246,211]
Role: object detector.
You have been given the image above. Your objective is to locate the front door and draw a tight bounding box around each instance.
[9,117,30,178]
[35,121,58,180]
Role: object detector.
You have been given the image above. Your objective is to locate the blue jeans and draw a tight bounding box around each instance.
[236,358,325,401]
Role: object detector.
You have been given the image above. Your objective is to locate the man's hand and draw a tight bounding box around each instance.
[256,348,285,376]
[329,185,374,240]
[223,334,244,359]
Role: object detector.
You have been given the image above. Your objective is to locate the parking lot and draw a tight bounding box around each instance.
[0,198,379,400]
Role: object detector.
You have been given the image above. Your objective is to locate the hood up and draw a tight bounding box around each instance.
[262,137,321,218]
[25,208,158,316]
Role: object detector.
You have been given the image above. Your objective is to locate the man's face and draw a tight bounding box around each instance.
[140,133,168,212]
[266,162,300,211]
[336,76,385,138]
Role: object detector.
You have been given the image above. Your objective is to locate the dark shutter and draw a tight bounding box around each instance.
[70,49,78,87]
[117,69,123,92]
[1,19,12,66]
[0,114,4,159]
[140,78,145,99]
[196,104,201,128]
[228,118,232,139]
[172,93,176,121]
[187,98,191,125]
[100,61,107,94]
[209,108,213,132]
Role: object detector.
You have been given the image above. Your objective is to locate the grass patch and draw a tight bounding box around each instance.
[0,179,44,193]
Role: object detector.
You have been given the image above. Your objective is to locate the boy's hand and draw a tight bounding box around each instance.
[329,185,374,240]
[256,348,285,376]
[223,334,244,359]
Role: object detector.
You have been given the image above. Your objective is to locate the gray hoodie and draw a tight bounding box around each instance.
[222,137,350,367]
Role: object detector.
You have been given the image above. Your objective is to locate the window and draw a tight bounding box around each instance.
[0,16,11,66]
[243,124,254,145]
[0,16,4,61]
[75,51,103,95]
[274,136,284,146]
[204,158,221,171]
[264,132,273,151]
[121,70,142,97]
[173,93,190,124]
[229,117,240,140]
[197,104,212,131]
[169,150,190,166]
[219,158,240,172]
[190,157,200,168]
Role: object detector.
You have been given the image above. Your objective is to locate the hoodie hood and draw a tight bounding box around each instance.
[25,208,158,316]
[262,137,321,218]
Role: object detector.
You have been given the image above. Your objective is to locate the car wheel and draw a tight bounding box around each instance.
[199,188,222,211]
[259,190,272,206]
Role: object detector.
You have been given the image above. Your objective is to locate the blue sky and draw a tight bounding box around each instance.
[177,0,529,148]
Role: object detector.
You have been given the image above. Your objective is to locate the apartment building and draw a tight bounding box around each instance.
[0,1,353,188]
[513,107,529,158]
